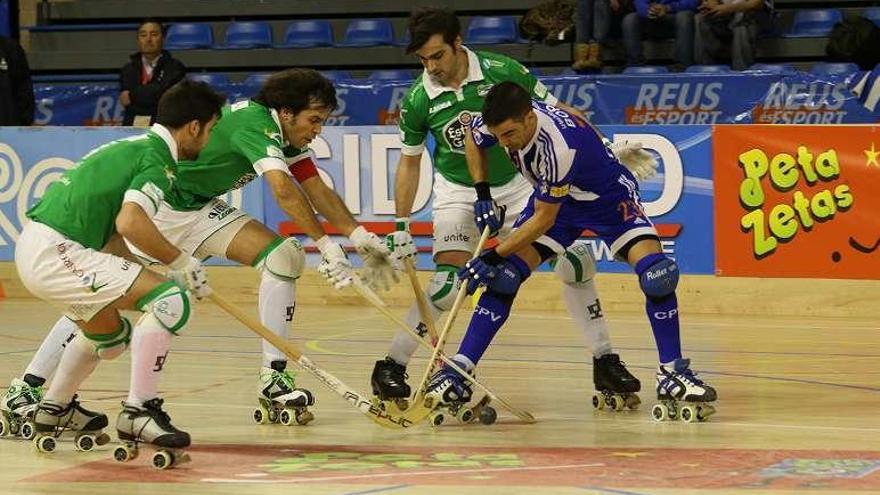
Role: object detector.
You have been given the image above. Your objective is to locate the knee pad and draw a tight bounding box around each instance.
[253,237,305,281]
[83,317,132,361]
[427,265,460,311]
[137,281,192,334]
[486,255,530,297]
[638,256,679,299]
[551,241,598,285]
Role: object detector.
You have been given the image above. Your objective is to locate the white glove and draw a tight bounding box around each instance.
[350,225,398,292]
[315,236,354,290]
[168,253,211,299]
[384,218,417,269]
[609,140,659,181]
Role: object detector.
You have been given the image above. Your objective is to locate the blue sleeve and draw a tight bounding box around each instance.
[635,0,650,17]
[470,115,498,149]
[667,0,698,12]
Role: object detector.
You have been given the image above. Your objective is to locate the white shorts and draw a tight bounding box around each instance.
[128,198,251,264]
[431,173,534,256]
[15,221,143,322]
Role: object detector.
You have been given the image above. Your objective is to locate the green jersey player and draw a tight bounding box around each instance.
[11,81,223,459]
[371,8,641,409]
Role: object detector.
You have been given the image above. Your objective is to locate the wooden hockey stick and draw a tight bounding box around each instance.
[353,281,535,423]
[208,291,432,429]
[404,258,438,343]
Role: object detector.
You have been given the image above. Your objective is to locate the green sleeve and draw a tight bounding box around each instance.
[503,56,558,104]
[230,127,289,175]
[125,157,174,216]
[398,87,428,156]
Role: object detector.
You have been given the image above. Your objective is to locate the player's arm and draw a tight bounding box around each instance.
[116,202,182,265]
[464,124,489,184]
[494,198,561,257]
[263,169,327,241]
[467,116,506,237]
[394,152,422,219]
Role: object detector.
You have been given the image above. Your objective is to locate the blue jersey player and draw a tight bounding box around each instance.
[424,81,718,422]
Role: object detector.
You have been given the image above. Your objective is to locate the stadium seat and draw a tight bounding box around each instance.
[622,65,669,74]
[783,9,842,38]
[339,19,394,47]
[243,73,272,88]
[685,65,731,74]
[465,16,518,44]
[395,29,411,47]
[862,7,880,27]
[321,70,352,82]
[279,20,334,48]
[369,69,414,80]
[810,62,860,77]
[188,73,232,86]
[164,23,214,50]
[220,21,273,49]
[745,63,797,74]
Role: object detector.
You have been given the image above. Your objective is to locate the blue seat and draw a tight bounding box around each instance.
[745,63,797,74]
[465,16,518,44]
[810,62,860,76]
[783,9,842,38]
[622,65,669,75]
[243,73,272,88]
[685,64,731,74]
[188,73,231,86]
[862,7,880,26]
[321,70,352,82]
[221,21,272,49]
[339,19,393,47]
[164,23,213,50]
[369,69,414,80]
[279,20,334,48]
[395,29,411,47]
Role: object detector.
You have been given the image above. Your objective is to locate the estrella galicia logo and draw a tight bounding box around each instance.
[442,111,477,154]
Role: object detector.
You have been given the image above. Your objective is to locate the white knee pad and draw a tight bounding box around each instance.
[137,281,192,334]
[427,265,461,311]
[254,237,305,281]
[83,317,132,361]
[552,241,598,285]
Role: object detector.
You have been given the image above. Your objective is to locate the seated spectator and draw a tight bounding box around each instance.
[694,0,769,70]
[120,19,186,126]
[573,0,634,71]
[621,0,697,68]
[826,17,880,117]
[0,35,34,126]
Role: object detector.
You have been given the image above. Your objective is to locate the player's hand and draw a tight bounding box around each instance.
[609,140,659,180]
[474,199,506,238]
[350,226,398,291]
[316,239,354,290]
[458,255,497,295]
[168,253,211,299]
[384,218,417,269]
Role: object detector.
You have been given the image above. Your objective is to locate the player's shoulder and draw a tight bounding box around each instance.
[402,75,430,110]
[474,50,528,79]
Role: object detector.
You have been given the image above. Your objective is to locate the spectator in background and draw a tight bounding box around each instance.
[120,19,185,126]
[694,0,768,70]
[621,0,697,69]
[826,17,880,117]
[0,35,34,125]
[572,0,611,71]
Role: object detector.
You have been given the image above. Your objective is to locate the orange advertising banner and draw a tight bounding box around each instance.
[713,125,880,279]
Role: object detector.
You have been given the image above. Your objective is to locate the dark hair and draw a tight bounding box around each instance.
[482,81,532,127]
[826,18,880,70]
[407,7,461,53]
[138,18,165,36]
[253,68,338,114]
[156,79,225,129]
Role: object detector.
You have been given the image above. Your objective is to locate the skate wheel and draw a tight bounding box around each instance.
[478,406,497,425]
[114,444,138,463]
[74,434,95,452]
[35,435,56,453]
[267,408,279,423]
[394,399,410,411]
[253,406,269,425]
[456,407,474,423]
[680,404,697,423]
[279,408,297,426]
[20,421,35,440]
[625,394,641,410]
[610,395,625,412]
[95,433,111,446]
[697,404,716,421]
[0,415,9,437]
[591,394,604,410]
[429,411,445,427]
[423,396,435,410]
[651,403,669,422]
[295,409,314,426]
[152,450,173,470]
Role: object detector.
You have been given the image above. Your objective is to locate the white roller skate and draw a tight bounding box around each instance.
[424,363,496,427]
[32,396,111,453]
[114,398,191,470]
[254,362,315,426]
[651,358,717,423]
[592,353,641,412]
[0,378,43,440]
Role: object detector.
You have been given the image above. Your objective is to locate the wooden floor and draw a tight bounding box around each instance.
[1,289,879,495]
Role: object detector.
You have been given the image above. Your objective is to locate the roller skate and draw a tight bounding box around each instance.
[253,361,315,426]
[591,353,641,412]
[370,357,411,412]
[0,378,43,440]
[113,398,191,470]
[32,395,111,454]
[424,362,495,427]
[651,358,717,423]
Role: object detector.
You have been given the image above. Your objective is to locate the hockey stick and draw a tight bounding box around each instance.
[353,281,536,423]
[208,291,432,429]
[404,258,439,343]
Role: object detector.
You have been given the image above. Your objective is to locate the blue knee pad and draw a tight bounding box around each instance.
[486,255,531,298]
[636,254,679,299]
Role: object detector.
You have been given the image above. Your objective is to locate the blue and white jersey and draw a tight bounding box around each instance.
[471,101,635,206]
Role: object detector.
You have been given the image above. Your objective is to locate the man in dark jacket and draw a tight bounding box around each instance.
[0,35,34,126]
[120,19,186,126]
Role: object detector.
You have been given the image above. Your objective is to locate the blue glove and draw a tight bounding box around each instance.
[458,250,524,296]
[473,182,506,237]
[458,253,498,295]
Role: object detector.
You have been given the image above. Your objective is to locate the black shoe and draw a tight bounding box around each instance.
[371,357,411,400]
[594,353,641,393]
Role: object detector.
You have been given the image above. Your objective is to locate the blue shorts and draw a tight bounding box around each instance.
[513,188,658,259]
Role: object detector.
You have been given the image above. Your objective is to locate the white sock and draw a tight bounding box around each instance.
[24,316,79,382]
[258,273,295,368]
[42,331,99,405]
[127,314,172,407]
[562,280,613,358]
[387,300,442,366]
